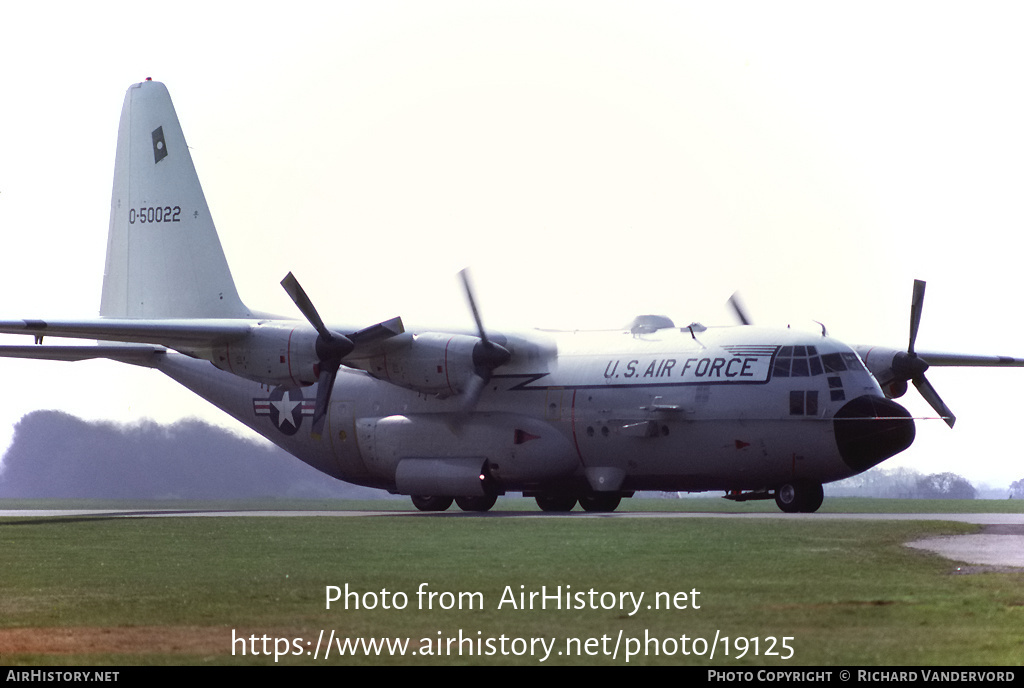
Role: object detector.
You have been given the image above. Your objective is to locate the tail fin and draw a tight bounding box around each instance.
[100,80,253,319]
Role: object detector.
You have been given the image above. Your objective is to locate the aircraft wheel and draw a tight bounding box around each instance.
[775,483,801,513]
[411,495,453,512]
[800,483,824,513]
[580,494,621,512]
[455,495,497,512]
[774,481,824,513]
[535,495,577,512]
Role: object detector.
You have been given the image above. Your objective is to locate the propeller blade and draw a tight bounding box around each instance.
[348,317,404,346]
[456,269,511,413]
[280,272,354,436]
[904,280,956,427]
[912,375,956,428]
[460,374,487,415]
[281,272,331,341]
[281,272,353,356]
[728,292,752,326]
[459,269,490,345]
[311,364,339,436]
[909,279,926,355]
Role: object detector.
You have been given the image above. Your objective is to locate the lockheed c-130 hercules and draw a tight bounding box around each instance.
[2,79,1021,513]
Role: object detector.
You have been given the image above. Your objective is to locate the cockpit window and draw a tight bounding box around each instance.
[791,358,810,377]
[774,347,862,379]
[774,347,825,378]
[808,356,823,376]
[841,352,865,371]
[821,353,847,372]
[774,357,791,376]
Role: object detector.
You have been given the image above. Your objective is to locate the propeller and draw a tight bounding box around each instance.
[891,280,956,428]
[280,272,354,435]
[458,269,511,412]
[728,292,752,326]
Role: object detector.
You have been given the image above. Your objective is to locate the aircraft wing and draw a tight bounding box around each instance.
[0,344,165,366]
[0,316,402,345]
[913,351,1024,367]
[0,316,405,358]
[0,318,258,348]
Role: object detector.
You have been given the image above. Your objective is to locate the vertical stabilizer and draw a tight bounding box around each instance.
[101,80,252,319]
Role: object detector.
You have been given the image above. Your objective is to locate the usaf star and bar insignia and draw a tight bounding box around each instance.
[253,387,316,435]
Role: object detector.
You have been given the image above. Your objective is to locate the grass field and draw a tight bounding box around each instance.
[1,499,1023,665]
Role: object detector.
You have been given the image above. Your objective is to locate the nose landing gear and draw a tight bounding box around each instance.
[773,481,824,513]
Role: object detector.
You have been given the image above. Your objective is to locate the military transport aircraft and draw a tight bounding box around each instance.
[2,79,1022,513]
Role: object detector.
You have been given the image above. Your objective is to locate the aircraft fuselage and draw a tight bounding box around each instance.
[156,323,914,501]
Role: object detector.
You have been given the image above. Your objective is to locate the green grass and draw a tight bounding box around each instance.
[1,512,1022,665]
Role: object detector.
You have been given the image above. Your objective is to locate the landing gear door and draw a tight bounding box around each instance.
[328,400,367,475]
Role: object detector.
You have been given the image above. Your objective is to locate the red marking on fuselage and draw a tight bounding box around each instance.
[444,336,456,396]
[514,429,542,445]
[287,328,298,386]
[570,389,585,464]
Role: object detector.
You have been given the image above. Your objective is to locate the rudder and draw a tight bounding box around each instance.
[100,80,252,319]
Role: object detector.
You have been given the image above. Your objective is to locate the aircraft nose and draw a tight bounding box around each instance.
[833,395,915,472]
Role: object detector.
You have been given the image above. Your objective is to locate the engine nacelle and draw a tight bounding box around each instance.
[360,332,482,397]
[856,345,900,395]
[854,345,920,399]
[205,324,322,387]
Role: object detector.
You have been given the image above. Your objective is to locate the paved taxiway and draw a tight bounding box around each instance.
[3,509,1023,569]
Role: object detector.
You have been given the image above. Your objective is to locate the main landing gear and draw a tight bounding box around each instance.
[410,495,453,512]
[409,493,626,513]
[533,493,626,512]
[454,495,498,512]
[534,495,578,512]
[410,494,498,512]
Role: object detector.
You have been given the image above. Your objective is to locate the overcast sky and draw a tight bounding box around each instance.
[1,2,1023,488]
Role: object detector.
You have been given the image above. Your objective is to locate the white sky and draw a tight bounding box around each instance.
[1,2,1023,488]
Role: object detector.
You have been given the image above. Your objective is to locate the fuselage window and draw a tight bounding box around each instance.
[789,390,819,416]
[790,390,804,415]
